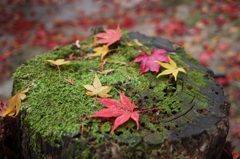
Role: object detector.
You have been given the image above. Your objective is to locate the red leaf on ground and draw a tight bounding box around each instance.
[215,77,229,87]
[217,42,230,52]
[0,100,7,116]
[120,15,135,29]
[198,52,213,66]
[133,49,169,75]
[87,92,163,134]
[93,25,123,47]
[198,45,215,66]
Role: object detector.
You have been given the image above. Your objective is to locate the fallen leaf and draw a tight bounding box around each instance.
[198,51,214,66]
[133,49,169,75]
[125,41,133,46]
[0,100,8,116]
[87,92,164,134]
[97,69,115,76]
[64,78,74,85]
[155,56,187,81]
[133,39,143,46]
[80,123,86,137]
[98,58,108,71]
[83,74,112,98]
[44,59,70,66]
[1,89,29,117]
[44,59,70,72]
[217,42,230,52]
[92,25,123,47]
[84,45,110,61]
[111,61,128,66]
[124,74,133,80]
[172,43,183,50]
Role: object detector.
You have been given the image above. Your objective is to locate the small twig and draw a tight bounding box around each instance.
[19,75,42,92]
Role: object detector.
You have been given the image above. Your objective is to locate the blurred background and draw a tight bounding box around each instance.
[0,0,239,156]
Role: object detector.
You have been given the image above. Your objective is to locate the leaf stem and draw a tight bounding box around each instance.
[19,75,42,92]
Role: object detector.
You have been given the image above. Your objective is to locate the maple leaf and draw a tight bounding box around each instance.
[92,25,123,47]
[155,56,187,81]
[1,89,29,117]
[44,59,70,72]
[133,49,169,75]
[0,100,8,116]
[44,59,70,66]
[84,45,110,61]
[83,74,112,98]
[87,92,164,134]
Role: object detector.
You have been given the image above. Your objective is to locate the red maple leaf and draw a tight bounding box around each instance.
[87,92,163,134]
[133,49,169,75]
[0,99,7,116]
[93,25,123,47]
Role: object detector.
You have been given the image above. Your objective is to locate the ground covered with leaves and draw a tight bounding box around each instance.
[0,0,240,157]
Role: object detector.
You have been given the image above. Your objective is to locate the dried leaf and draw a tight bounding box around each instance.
[64,78,74,85]
[172,43,183,50]
[112,61,128,66]
[97,69,115,76]
[83,74,112,98]
[155,56,187,81]
[133,39,143,46]
[125,41,133,46]
[124,74,133,80]
[87,92,164,134]
[98,58,108,71]
[1,89,29,117]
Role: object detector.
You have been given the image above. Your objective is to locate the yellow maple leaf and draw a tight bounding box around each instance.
[44,59,70,72]
[44,59,70,65]
[84,45,110,61]
[83,74,112,98]
[1,88,29,117]
[155,56,187,81]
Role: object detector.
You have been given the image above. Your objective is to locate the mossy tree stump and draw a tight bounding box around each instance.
[2,28,230,159]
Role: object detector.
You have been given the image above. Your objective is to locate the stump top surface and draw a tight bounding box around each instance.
[13,29,229,158]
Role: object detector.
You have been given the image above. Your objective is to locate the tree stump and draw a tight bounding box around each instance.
[2,28,230,159]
